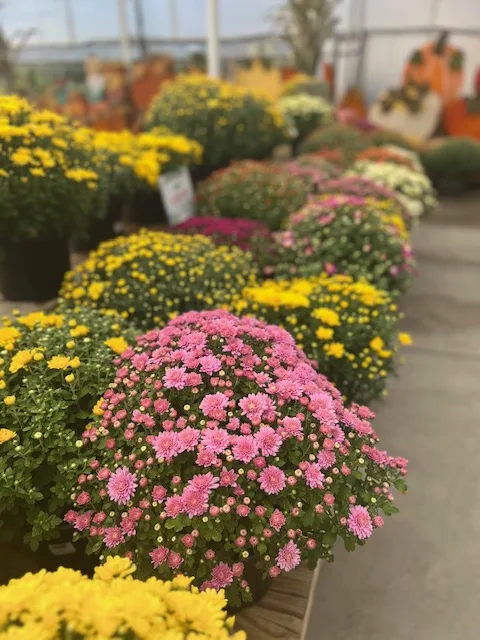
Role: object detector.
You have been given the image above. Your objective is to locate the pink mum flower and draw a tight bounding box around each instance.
[163,366,188,389]
[190,471,220,493]
[202,427,230,454]
[177,427,201,453]
[74,512,92,531]
[255,426,282,457]
[63,510,77,524]
[103,527,124,548]
[211,562,234,589]
[165,495,184,518]
[199,392,229,420]
[304,462,325,489]
[220,467,238,487]
[152,431,179,460]
[232,435,258,463]
[269,509,286,531]
[167,551,184,569]
[279,416,303,438]
[199,354,222,374]
[238,393,274,422]
[276,540,301,572]
[347,505,373,540]
[182,487,209,518]
[76,491,91,506]
[152,485,167,502]
[258,465,286,495]
[107,467,138,505]
[150,545,169,568]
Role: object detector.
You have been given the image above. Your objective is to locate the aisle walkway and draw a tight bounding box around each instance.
[307,196,480,640]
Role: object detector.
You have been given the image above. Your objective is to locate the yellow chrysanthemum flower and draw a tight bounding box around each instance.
[312,307,340,327]
[47,355,71,370]
[316,327,334,340]
[9,349,35,373]
[398,332,413,346]
[0,428,16,444]
[70,324,89,337]
[104,337,129,355]
[324,342,346,358]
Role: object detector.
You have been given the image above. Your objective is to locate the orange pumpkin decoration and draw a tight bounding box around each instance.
[338,87,367,120]
[403,31,464,104]
[443,81,480,140]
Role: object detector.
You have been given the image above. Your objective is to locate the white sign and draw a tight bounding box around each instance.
[158,167,196,225]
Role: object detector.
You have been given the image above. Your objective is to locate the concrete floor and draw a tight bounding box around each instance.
[307,195,480,640]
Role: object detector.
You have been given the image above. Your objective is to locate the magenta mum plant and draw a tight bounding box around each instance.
[173,216,272,252]
[67,310,407,608]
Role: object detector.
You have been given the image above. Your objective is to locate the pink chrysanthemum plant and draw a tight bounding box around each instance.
[67,310,408,609]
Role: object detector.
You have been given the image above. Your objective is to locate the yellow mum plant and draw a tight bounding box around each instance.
[59,230,259,329]
[0,95,107,242]
[0,556,246,639]
[233,273,411,404]
[0,308,136,550]
[145,74,288,173]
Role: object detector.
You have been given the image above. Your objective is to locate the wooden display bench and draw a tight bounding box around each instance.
[235,564,321,640]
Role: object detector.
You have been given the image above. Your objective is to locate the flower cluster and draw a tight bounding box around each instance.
[59,230,259,329]
[145,74,288,173]
[277,93,334,139]
[298,124,368,163]
[76,127,203,195]
[68,310,407,608]
[0,556,245,639]
[348,160,437,219]
[355,146,419,171]
[285,155,342,193]
[173,216,272,253]
[0,95,108,241]
[0,308,136,549]
[232,274,411,404]
[313,176,412,225]
[270,195,415,294]
[196,161,309,231]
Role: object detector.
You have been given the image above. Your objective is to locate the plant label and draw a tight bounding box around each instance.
[158,167,196,225]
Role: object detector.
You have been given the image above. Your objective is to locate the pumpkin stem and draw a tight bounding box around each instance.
[434,31,449,55]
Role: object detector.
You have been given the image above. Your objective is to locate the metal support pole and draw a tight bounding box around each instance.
[206,0,220,78]
[169,0,178,38]
[64,0,76,43]
[134,0,148,57]
[117,0,131,65]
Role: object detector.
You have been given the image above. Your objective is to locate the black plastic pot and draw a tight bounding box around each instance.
[34,523,97,576]
[228,559,272,613]
[72,197,126,253]
[0,541,39,585]
[0,235,71,302]
[130,190,168,227]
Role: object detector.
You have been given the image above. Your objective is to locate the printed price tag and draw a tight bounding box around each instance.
[48,542,76,556]
[158,167,196,225]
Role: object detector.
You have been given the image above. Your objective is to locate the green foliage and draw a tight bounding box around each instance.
[196,161,309,231]
[298,124,368,163]
[0,308,136,548]
[420,138,480,194]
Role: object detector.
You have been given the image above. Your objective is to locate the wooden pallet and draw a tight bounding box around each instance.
[235,564,320,640]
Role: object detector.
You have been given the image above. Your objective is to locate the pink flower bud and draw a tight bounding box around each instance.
[255,505,267,517]
[269,566,281,578]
